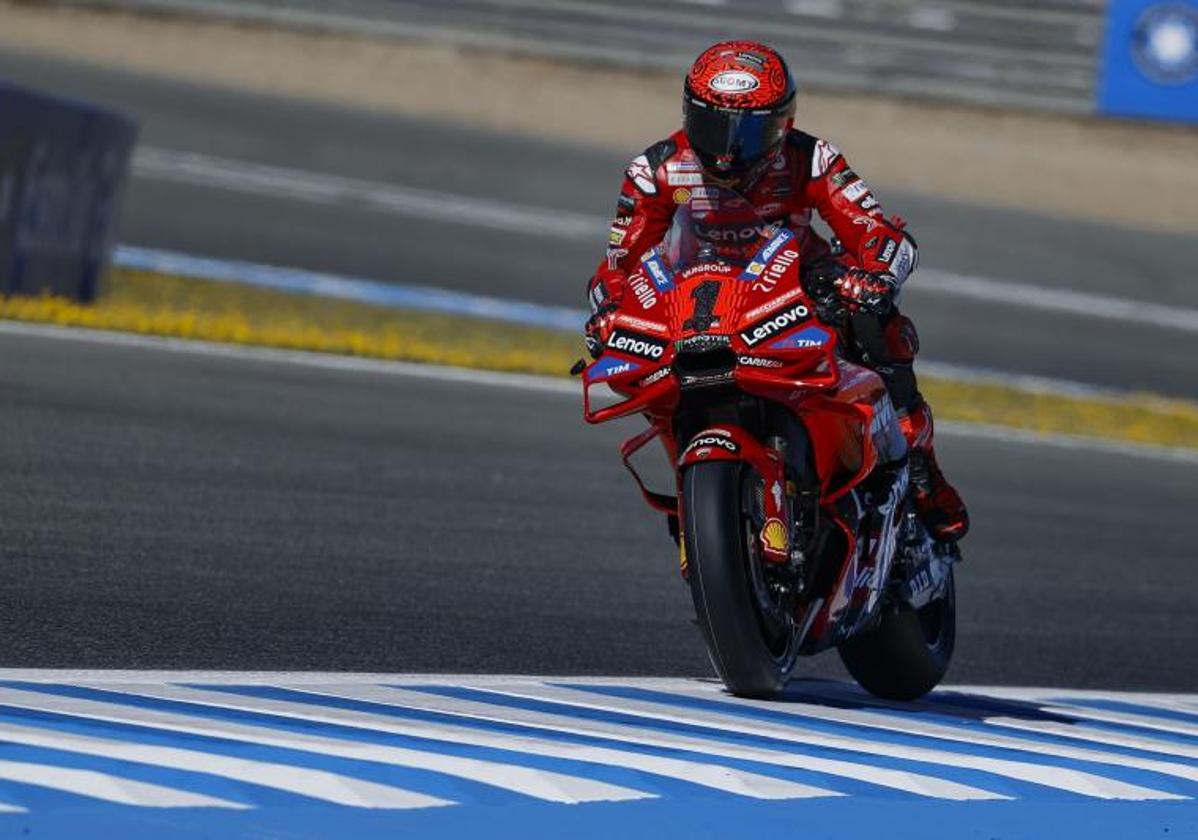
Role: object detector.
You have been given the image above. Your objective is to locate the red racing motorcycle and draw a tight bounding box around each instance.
[579,190,960,700]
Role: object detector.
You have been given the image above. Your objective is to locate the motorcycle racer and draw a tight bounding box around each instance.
[586,40,968,542]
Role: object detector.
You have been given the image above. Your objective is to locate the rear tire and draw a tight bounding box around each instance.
[837,567,956,701]
[683,461,798,698]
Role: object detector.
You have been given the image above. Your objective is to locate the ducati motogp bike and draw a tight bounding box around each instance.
[578,189,960,699]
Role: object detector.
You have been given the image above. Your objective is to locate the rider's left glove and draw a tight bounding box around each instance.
[833,269,898,315]
[584,308,617,359]
[584,271,625,358]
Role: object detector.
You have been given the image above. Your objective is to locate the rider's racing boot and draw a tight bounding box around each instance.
[899,400,969,542]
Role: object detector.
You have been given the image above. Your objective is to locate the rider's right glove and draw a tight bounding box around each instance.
[833,268,898,316]
[584,272,624,359]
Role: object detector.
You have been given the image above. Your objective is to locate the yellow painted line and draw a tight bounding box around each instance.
[2,270,1195,452]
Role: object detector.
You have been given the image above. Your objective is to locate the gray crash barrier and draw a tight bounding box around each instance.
[0,83,138,302]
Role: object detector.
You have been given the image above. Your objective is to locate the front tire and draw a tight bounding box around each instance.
[683,461,798,698]
[837,566,956,701]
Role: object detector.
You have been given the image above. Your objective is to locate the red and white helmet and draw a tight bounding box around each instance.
[683,41,797,181]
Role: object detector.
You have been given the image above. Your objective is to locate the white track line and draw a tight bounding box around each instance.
[915,270,1198,334]
[467,682,1183,800]
[91,684,837,801]
[0,721,448,809]
[289,683,995,801]
[132,147,1198,333]
[133,148,599,241]
[3,319,1193,464]
[670,681,1198,784]
[0,687,647,805]
[0,758,243,808]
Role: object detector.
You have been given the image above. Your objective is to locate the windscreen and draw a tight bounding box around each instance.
[662,184,786,274]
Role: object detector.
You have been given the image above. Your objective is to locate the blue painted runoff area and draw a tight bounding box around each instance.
[1098,0,1198,123]
[7,796,1196,839]
[0,675,1192,837]
[112,245,588,332]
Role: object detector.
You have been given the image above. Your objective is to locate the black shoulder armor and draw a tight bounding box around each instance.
[644,138,677,171]
[786,129,817,158]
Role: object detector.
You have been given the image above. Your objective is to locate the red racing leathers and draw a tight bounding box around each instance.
[587,128,968,541]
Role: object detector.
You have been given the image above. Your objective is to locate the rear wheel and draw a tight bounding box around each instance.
[837,566,956,700]
[683,461,800,698]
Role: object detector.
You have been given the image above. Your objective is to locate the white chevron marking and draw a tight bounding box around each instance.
[94,684,838,801]
[0,721,450,809]
[0,687,648,805]
[470,682,1184,800]
[1029,704,1198,740]
[667,682,1198,784]
[292,682,1003,801]
[0,758,244,808]
[985,717,1198,762]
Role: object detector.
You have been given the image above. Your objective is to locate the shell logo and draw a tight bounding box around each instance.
[761,518,789,553]
[673,188,692,204]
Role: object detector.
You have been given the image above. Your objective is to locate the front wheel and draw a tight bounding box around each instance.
[683,461,800,698]
[837,566,956,701]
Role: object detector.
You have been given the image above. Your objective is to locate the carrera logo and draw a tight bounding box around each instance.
[607,328,668,361]
[739,302,811,347]
[738,356,785,368]
[638,366,672,387]
[708,71,760,94]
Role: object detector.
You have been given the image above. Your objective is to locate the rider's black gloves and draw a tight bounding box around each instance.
[834,269,899,315]
[584,306,617,359]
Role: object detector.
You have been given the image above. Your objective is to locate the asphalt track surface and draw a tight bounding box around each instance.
[1,325,1195,691]
[3,49,1197,397]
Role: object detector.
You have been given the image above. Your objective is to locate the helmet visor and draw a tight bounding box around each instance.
[684,98,790,171]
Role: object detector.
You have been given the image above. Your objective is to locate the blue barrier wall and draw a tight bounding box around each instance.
[0,84,138,301]
[1098,0,1198,123]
